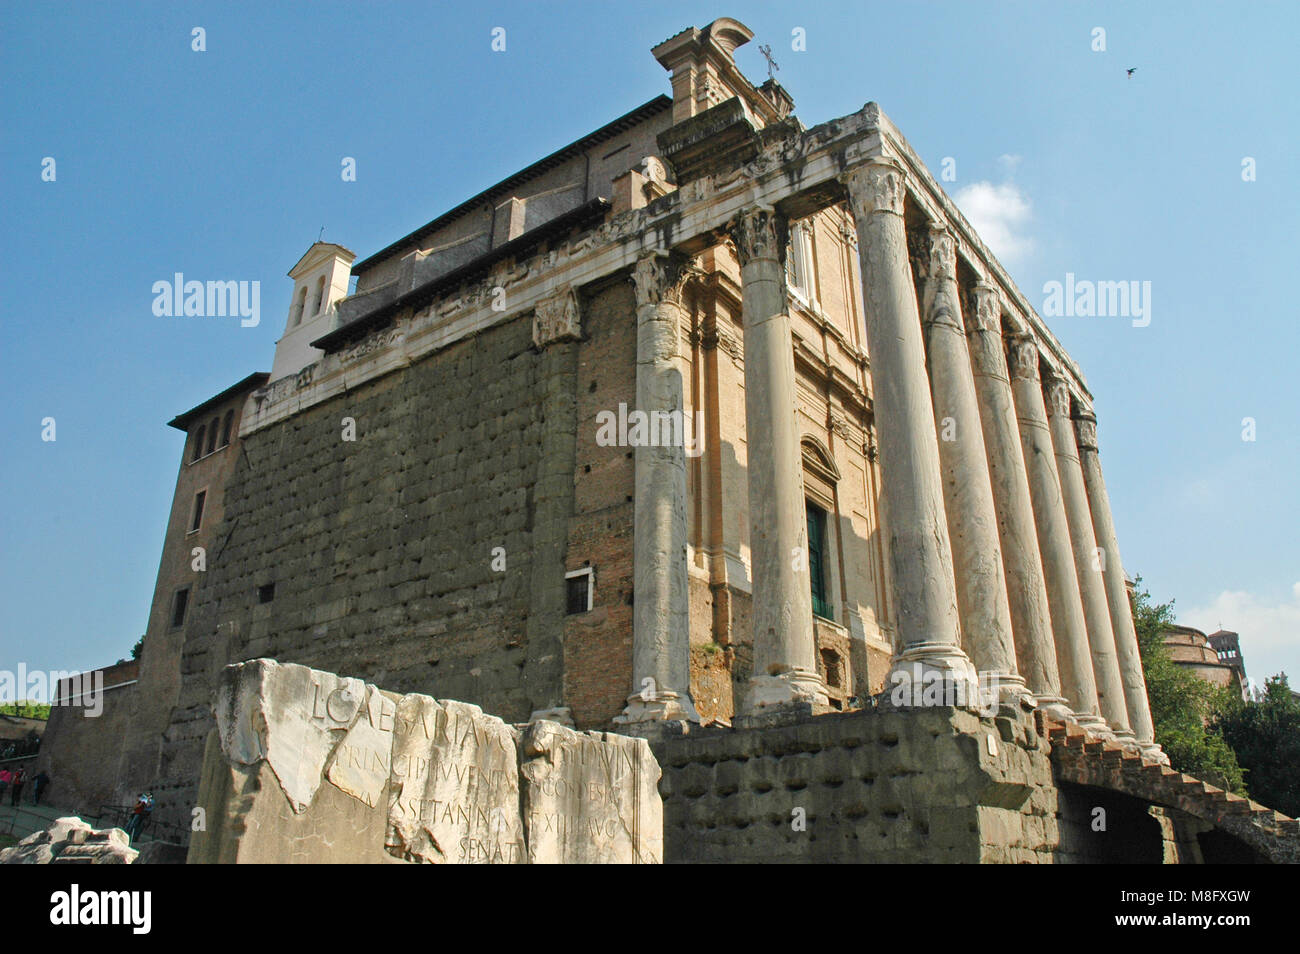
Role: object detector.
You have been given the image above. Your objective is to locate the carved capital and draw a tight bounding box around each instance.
[632,251,698,309]
[1006,336,1041,383]
[1042,371,1073,419]
[927,226,957,282]
[841,158,906,220]
[729,206,785,268]
[1073,414,1099,451]
[532,286,581,349]
[968,282,1003,334]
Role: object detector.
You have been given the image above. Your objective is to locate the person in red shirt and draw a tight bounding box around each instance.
[9,767,27,806]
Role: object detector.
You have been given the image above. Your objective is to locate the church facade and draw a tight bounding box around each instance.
[51,19,1169,833]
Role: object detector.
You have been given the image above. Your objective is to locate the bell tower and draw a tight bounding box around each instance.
[271,241,356,382]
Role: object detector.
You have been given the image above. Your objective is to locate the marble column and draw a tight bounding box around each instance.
[1044,374,1135,742]
[920,227,1027,706]
[617,251,701,724]
[841,159,974,693]
[966,284,1070,718]
[1075,409,1166,761]
[730,206,828,712]
[1007,336,1107,733]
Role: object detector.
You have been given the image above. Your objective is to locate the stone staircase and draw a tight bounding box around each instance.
[1040,713,1300,863]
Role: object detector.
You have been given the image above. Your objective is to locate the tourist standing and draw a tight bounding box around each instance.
[0,767,10,802]
[32,770,50,805]
[124,792,153,842]
[10,767,26,806]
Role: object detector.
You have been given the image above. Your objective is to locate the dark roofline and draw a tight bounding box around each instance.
[314,198,610,353]
[352,95,671,274]
[167,372,271,431]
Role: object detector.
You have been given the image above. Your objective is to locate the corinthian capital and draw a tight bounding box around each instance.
[1073,414,1099,451]
[967,282,1003,334]
[729,206,786,268]
[1042,371,1073,419]
[841,157,906,220]
[1006,336,1041,383]
[927,226,957,282]
[632,250,698,309]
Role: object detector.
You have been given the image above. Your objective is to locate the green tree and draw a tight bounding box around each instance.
[131,635,144,660]
[0,700,52,720]
[1131,578,1245,794]
[1213,675,1300,817]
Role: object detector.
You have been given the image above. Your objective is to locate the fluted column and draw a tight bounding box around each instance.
[1075,410,1166,761]
[966,284,1070,717]
[1044,374,1134,742]
[841,158,974,692]
[616,251,701,724]
[920,227,1026,705]
[1007,337,1107,733]
[730,206,828,713]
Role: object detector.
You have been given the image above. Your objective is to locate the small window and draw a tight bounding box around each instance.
[172,588,190,628]
[190,490,206,532]
[821,648,843,690]
[806,500,833,620]
[192,425,206,462]
[206,417,219,455]
[291,287,306,327]
[565,568,593,615]
[258,582,276,604]
[221,410,234,448]
[314,276,327,315]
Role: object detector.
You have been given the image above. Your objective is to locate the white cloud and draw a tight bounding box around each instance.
[1180,582,1300,687]
[996,153,1023,174]
[953,180,1035,264]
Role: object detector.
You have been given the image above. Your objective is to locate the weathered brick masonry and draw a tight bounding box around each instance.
[155,284,642,826]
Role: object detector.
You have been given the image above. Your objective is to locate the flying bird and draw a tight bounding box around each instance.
[1127,68,1137,78]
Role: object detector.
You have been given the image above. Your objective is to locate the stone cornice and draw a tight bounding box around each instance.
[246,97,1096,440]
[872,113,1090,401]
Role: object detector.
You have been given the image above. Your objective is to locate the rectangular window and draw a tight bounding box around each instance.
[565,568,593,615]
[172,588,189,628]
[806,501,833,620]
[258,582,275,604]
[190,490,206,532]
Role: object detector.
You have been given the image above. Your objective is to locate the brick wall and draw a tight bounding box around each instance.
[153,304,583,829]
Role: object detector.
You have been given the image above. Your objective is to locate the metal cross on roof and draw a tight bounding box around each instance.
[758,43,779,80]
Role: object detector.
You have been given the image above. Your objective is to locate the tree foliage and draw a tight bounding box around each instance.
[0,701,52,720]
[1213,674,1300,817]
[1131,578,1245,794]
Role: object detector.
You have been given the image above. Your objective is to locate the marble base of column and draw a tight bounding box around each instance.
[613,689,701,725]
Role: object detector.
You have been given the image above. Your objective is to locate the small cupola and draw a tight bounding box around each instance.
[271,241,356,382]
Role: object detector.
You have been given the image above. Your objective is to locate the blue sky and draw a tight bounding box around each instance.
[2,1,1296,689]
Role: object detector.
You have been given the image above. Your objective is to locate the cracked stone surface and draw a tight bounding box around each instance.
[191,659,660,864]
